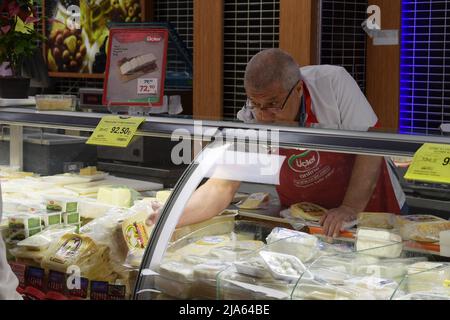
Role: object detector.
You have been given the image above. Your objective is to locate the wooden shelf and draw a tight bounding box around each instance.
[48,72,105,79]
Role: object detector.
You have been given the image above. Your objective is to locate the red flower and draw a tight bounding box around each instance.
[1,25,11,34]
[8,1,20,17]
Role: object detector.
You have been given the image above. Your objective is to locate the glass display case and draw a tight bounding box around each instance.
[0,108,449,300]
[133,123,450,300]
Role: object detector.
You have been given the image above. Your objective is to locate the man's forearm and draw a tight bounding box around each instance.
[177,179,241,227]
[342,155,383,212]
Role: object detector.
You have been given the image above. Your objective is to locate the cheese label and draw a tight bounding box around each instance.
[86,116,145,148]
[404,143,450,184]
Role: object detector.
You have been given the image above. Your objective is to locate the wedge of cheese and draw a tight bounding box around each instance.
[237,193,270,210]
[290,202,327,222]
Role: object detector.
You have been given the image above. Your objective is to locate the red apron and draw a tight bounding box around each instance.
[275,84,402,213]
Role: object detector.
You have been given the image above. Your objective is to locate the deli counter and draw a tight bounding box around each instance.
[0,108,449,300]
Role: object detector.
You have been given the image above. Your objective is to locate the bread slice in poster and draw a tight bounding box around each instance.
[290,202,328,222]
[117,53,158,83]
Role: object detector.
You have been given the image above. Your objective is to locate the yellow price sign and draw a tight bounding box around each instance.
[86,116,145,148]
[404,143,450,184]
[444,280,450,288]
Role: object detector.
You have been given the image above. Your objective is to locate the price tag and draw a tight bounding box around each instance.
[404,143,450,184]
[137,78,158,95]
[86,116,145,148]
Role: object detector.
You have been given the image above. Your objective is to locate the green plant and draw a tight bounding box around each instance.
[0,0,44,76]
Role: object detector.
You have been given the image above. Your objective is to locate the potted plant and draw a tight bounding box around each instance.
[0,0,44,98]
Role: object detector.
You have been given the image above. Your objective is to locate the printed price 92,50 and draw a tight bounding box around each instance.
[110,127,132,135]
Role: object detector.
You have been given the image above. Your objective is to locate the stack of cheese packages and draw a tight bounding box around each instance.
[358,212,450,243]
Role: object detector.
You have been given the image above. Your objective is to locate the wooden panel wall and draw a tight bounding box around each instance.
[193,0,224,120]
[366,0,401,130]
[279,0,317,66]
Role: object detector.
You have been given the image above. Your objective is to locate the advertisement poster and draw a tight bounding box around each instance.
[103,27,168,107]
[44,0,145,76]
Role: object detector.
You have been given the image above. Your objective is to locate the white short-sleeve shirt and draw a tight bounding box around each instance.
[238,65,379,130]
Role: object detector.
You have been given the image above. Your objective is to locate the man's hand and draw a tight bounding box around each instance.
[320,205,359,238]
[145,200,163,226]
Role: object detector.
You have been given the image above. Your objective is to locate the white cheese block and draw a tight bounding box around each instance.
[97,186,133,208]
[441,245,450,258]
[440,230,450,247]
[266,228,319,262]
[193,261,231,281]
[158,261,194,282]
[356,229,403,258]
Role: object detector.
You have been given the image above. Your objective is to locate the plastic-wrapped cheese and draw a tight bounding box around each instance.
[210,240,264,262]
[266,228,319,262]
[406,262,450,295]
[343,276,399,300]
[172,235,231,258]
[158,261,195,282]
[193,261,231,281]
[356,228,403,258]
[236,193,270,210]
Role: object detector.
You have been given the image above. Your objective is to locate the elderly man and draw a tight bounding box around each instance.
[152,48,405,238]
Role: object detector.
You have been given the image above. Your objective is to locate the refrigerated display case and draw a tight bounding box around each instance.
[133,123,450,300]
[0,107,449,300]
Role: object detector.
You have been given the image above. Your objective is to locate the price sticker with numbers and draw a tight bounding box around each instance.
[137,78,158,95]
[404,143,450,184]
[86,116,145,148]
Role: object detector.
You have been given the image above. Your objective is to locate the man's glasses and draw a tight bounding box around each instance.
[246,79,300,113]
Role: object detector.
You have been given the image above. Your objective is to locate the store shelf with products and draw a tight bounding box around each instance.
[1,108,450,300]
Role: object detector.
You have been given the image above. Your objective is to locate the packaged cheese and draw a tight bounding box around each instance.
[44,196,78,213]
[209,240,264,262]
[193,261,231,281]
[406,262,450,294]
[172,235,231,258]
[41,233,109,274]
[8,214,41,230]
[290,202,328,222]
[356,228,403,258]
[396,215,450,243]
[17,225,77,251]
[122,209,154,268]
[342,276,399,300]
[39,211,62,227]
[236,192,270,210]
[358,212,396,229]
[266,228,319,262]
[158,261,195,282]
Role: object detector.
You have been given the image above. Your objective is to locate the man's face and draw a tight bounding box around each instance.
[245,81,302,124]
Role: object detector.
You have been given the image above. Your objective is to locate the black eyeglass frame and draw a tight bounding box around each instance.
[246,79,301,113]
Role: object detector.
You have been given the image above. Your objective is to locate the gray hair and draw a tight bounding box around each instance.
[244,48,301,91]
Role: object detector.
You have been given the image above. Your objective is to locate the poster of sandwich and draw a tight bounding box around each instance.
[103,27,168,107]
[43,0,146,77]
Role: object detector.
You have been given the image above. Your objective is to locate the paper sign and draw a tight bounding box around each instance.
[404,143,450,184]
[86,116,145,148]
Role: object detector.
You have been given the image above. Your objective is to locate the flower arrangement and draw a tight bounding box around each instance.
[0,0,44,76]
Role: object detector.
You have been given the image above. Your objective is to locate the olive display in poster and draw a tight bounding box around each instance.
[44,0,145,76]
